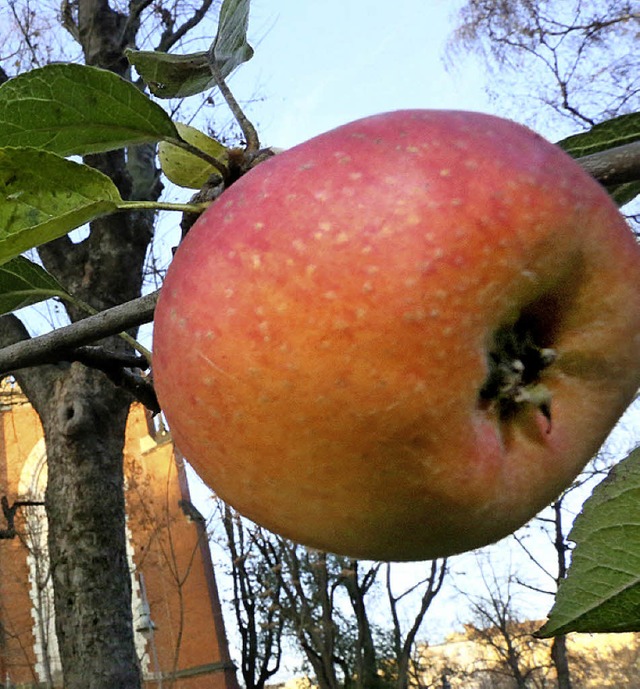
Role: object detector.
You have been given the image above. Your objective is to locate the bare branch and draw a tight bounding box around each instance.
[0,495,45,540]
[0,291,159,375]
[156,0,215,53]
[577,141,640,186]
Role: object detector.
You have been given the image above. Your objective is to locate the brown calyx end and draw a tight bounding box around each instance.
[479,313,557,430]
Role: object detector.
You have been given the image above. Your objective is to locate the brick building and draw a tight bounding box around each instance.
[0,380,239,689]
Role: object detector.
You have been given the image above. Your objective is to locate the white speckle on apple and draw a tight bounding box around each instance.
[439,168,451,177]
[403,309,426,322]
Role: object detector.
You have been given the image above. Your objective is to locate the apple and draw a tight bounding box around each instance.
[153,110,640,561]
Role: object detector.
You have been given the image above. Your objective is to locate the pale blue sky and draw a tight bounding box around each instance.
[228,0,494,149]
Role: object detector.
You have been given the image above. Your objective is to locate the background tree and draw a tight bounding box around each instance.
[220,502,285,689]
[459,559,554,689]
[220,509,448,689]
[450,1,639,131]
[385,560,447,689]
[0,2,221,687]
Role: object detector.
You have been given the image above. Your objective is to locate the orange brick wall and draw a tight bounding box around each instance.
[0,382,239,689]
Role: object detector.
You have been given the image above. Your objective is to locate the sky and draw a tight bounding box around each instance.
[220,0,494,149]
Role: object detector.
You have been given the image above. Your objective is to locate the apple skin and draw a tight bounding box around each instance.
[153,110,640,561]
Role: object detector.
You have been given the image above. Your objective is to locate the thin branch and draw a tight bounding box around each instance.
[69,346,159,413]
[0,496,45,540]
[0,291,159,375]
[209,63,260,153]
[156,0,215,53]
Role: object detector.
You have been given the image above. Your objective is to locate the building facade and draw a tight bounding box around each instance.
[0,380,239,689]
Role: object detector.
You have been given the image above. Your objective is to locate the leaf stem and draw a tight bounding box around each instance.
[210,64,260,153]
[170,137,230,179]
[117,200,210,214]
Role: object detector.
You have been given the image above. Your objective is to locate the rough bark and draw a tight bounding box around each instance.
[37,364,140,688]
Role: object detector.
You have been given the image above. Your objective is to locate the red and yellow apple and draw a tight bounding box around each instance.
[153,110,640,561]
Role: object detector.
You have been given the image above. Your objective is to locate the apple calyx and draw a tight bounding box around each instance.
[480,318,557,428]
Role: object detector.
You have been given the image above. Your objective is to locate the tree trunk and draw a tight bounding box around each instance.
[40,365,140,687]
[552,634,573,689]
[342,561,382,689]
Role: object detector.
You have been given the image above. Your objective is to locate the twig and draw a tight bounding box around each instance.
[69,346,160,413]
[0,496,45,539]
[0,291,159,375]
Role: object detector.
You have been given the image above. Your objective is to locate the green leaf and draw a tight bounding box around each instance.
[608,181,640,208]
[0,256,70,315]
[125,50,217,99]
[210,0,254,78]
[557,113,640,158]
[126,0,253,99]
[0,63,178,156]
[158,123,229,189]
[538,449,640,637]
[0,147,122,264]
